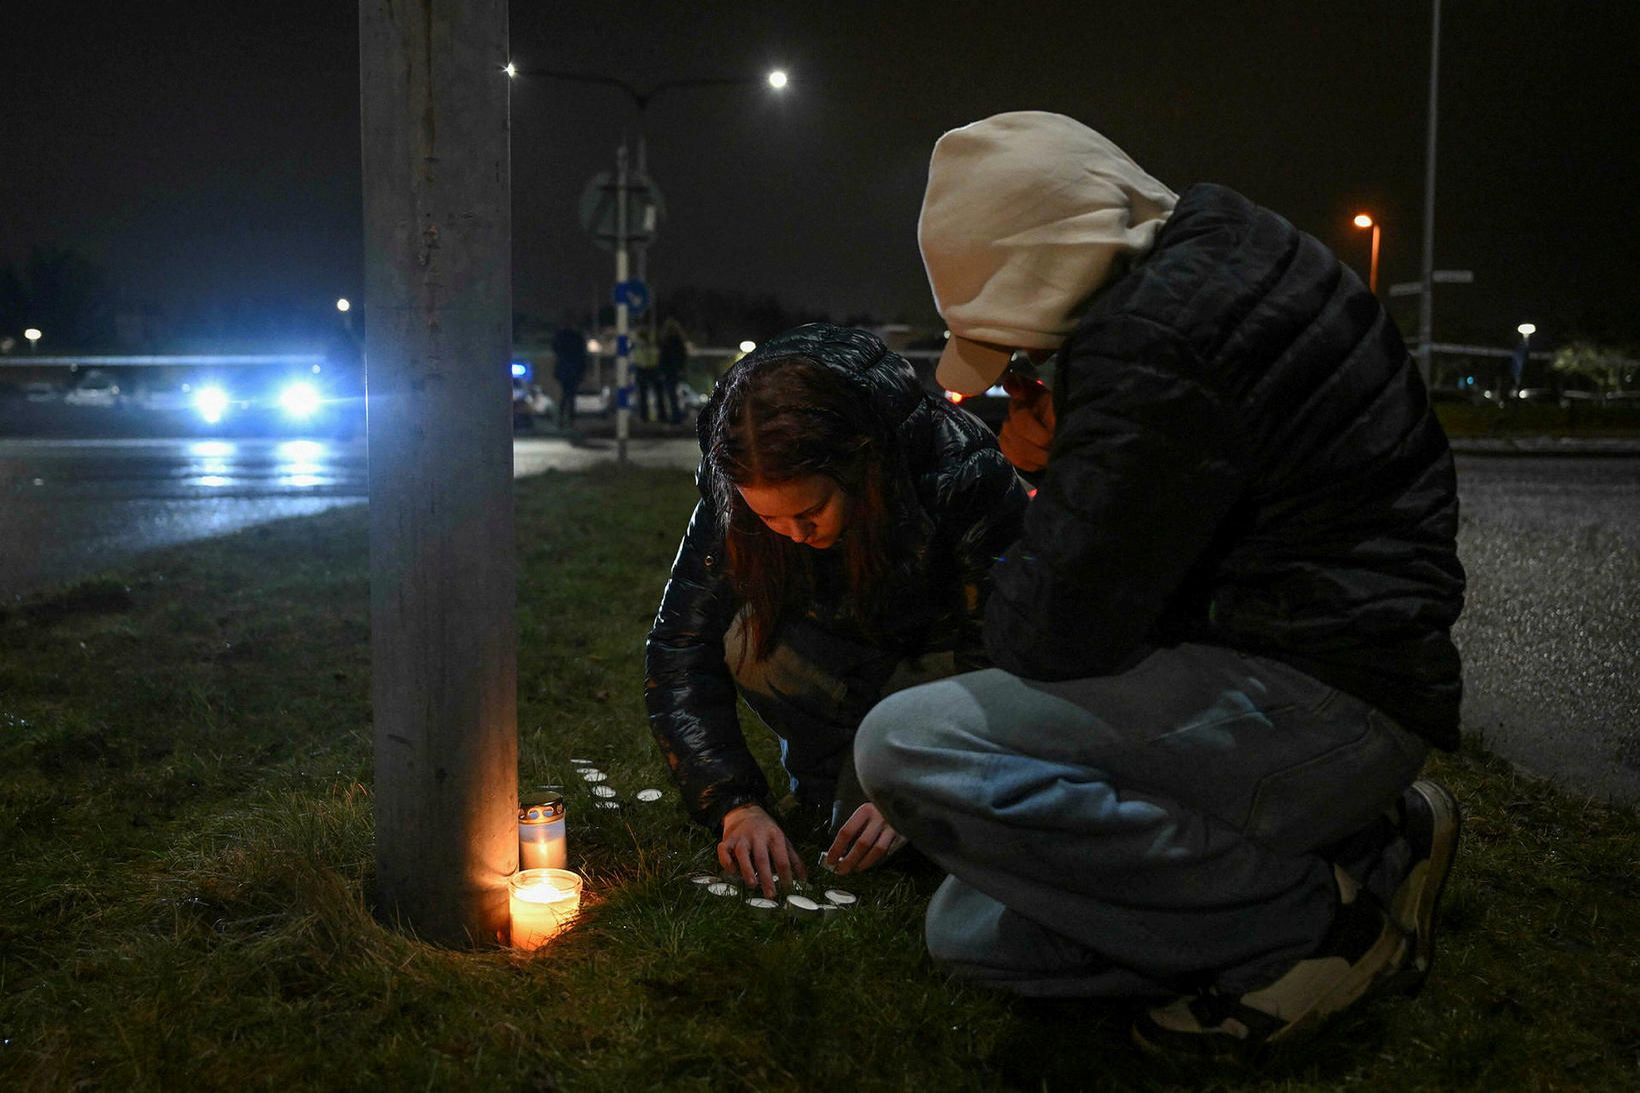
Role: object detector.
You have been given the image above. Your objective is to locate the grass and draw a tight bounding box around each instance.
[1434,399,1640,438]
[1,464,1637,1090]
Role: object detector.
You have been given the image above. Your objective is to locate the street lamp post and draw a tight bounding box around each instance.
[24,327,42,354]
[1513,322,1536,396]
[1352,213,1382,295]
[514,64,788,460]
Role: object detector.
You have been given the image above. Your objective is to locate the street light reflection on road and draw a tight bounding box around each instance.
[188,439,237,488]
[276,439,332,488]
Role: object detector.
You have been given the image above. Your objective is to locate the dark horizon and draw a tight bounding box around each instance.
[4,0,1637,353]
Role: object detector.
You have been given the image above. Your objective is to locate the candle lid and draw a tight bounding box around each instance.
[518,794,565,823]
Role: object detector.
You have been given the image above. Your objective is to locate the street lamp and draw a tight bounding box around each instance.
[23,327,42,354]
[1352,213,1381,295]
[1511,323,1537,397]
[336,297,351,313]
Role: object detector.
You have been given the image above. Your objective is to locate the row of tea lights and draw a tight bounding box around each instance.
[505,774,869,948]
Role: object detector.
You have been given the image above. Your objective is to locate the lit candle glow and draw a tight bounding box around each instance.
[508,868,582,950]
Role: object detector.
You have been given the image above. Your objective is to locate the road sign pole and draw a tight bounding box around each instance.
[359,0,518,946]
[615,143,631,465]
[1418,0,1441,388]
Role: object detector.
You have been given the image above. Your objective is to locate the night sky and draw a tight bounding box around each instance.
[5,1,1637,349]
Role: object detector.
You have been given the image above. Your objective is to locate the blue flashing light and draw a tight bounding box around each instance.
[511,362,529,378]
[195,385,231,424]
[278,381,323,419]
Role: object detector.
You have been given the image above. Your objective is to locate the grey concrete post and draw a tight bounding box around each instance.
[359,0,517,946]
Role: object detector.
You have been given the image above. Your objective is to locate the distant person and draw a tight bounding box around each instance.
[551,323,587,430]
[854,112,1466,1057]
[644,324,1028,899]
[633,330,663,423]
[657,317,690,424]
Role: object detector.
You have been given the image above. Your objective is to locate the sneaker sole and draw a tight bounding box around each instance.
[1131,911,1412,1059]
[1389,779,1460,996]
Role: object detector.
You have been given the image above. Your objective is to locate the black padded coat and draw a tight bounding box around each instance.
[985,183,1466,749]
[644,325,1029,830]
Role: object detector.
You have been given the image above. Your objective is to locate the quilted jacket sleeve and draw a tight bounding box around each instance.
[985,315,1250,679]
[935,445,1031,670]
[643,499,773,831]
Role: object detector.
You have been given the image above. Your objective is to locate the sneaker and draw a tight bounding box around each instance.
[1131,869,1409,1059]
[1386,778,1461,995]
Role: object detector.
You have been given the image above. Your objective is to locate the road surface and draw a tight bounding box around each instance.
[0,435,700,599]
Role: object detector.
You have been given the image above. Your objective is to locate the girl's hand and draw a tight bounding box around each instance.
[823,802,906,875]
[719,803,807,898]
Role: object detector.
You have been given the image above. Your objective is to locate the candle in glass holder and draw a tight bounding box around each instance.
[508,868,583,950]
[518,795,567,869]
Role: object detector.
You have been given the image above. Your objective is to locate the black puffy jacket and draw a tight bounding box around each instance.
[985,183,1465,748]
[644,325,1029,830]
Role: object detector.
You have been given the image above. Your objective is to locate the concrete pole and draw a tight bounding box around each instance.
[359,0,518,946]
[1418,0,1441,387]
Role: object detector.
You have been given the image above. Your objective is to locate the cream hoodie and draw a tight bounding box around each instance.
[918,112,1178,395]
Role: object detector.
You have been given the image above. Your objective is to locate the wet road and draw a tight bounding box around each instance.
[1,438,1634,802]
[1452,454,1640,804]
[0,435,700,600]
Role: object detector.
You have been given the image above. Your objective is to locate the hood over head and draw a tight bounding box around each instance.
[918,111,1178,395]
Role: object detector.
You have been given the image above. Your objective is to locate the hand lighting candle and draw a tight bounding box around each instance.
[508,868,583,950]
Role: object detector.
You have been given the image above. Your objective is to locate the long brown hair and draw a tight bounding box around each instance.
[704,353,899,661]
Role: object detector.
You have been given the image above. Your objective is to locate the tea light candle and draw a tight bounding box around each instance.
[508,868,583,950]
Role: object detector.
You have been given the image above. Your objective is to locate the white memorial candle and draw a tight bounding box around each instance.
[508,868,583,950]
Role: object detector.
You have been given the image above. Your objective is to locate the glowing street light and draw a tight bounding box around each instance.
[767,69,789,90]
[23,327,42,353]
[504,61,517,79]
[336,297,351,313]
[1352,213,1382,295]
[1517,323,1536,338]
